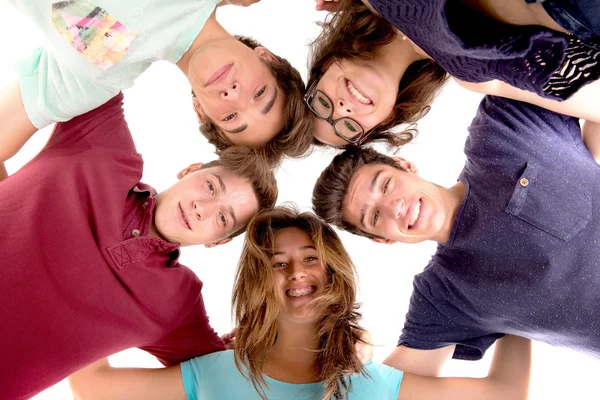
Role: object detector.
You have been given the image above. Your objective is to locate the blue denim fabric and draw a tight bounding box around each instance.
[527,0,600,49]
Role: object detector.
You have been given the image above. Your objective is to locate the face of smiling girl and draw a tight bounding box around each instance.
[271,227,328,324]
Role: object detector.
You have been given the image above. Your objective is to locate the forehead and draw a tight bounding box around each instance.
[342,164,390,222]
[274,227,314,249]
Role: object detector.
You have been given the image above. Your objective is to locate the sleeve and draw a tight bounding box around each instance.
[16,46,119,129]
[399,269,504,361]
[43,92,138,155]
[365,362,404,399]
[179,352,229,400]
[139,295,226,366]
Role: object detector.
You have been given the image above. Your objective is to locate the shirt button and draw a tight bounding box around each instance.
[142,201,148,209]
[132,229,141,237]
[520,178,529,187]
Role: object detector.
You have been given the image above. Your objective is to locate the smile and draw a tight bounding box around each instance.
[206,63,232,86]
[179,202,192,230]
[346,79,372,105]
[286,286,316,298]
[408,199,421,229]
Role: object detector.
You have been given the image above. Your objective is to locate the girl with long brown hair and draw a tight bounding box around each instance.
[307,0,600,154]
[68,206,531,400]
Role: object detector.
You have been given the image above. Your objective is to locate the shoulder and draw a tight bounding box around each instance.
[346,361,403,398]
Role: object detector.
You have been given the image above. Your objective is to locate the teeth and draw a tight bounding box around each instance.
[287,286,315,297]
[346,80,371,105]
[408,200,421,228]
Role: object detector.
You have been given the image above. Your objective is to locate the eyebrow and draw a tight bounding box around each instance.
[223,124,248,134]
[261,88,278,115]
[274,245,316,256]
[214,174,238,228]
[359,169,383,228]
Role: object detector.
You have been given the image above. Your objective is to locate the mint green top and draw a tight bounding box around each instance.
[10,0,219,128]
[180,350,404,400]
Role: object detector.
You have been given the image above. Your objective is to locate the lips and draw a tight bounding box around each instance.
[206,63,232,86]
[406,198,422,230]
[285,285,316,299]
[178,202,192,230]
[345,79,373,106]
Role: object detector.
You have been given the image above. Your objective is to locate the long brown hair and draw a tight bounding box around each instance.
[200,36,313,167]
[232,206,364,399]
[307,0,449,148]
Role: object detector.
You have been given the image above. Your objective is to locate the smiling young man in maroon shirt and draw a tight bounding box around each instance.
[0,92,278,400]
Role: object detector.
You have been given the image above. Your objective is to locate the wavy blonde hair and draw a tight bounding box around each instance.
[232,206,364,399]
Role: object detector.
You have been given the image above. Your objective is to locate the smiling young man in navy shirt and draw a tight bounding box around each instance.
[313,95,600,377]
[0,92,277,399]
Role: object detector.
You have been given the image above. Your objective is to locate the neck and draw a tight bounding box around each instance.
[375,35,427,87]
[435,180,467,243]
[176,11,232,77]
[264,321,320,383]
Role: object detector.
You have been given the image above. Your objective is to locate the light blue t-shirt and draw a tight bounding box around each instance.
[180,350,403,400]
[9,0,219,128]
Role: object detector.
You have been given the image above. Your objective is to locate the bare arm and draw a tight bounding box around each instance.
[455,77,600,124]
[0,80,38,179]
[582,120,600,163]
[68,358,187,400]
[383,344,456,377]
[397,335,532,400]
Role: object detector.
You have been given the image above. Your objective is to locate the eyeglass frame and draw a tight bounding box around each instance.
[303,81,373,146]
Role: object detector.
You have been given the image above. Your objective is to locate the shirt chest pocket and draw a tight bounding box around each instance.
[505,162,591,241]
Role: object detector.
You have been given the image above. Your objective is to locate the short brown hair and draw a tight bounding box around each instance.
[199,36,313,167]
[233,206,365,400]
[307,0,448,149]
[200,146,278,239]
[312,146,404,239]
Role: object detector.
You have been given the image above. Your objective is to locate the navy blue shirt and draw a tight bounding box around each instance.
[400,96,600,360]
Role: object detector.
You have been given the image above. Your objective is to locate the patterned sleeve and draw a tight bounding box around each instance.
[16,46,119,129]
[400,269,504,361]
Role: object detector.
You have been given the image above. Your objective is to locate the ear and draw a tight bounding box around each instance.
[370,237,396,245]
[204,237,232,248]
[177,163,203,180]
[254,46,279,64]
[192,96,204,123]
[391,156,418,174]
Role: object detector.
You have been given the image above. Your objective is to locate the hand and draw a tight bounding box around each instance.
[218,0,260,7]
[221,328,238,349]
[355,329,373,364]
[315,0,340,12]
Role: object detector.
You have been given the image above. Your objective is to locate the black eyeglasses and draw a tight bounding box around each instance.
[304,82,371,145]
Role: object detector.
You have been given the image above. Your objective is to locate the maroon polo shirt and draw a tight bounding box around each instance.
[0,93,225,399]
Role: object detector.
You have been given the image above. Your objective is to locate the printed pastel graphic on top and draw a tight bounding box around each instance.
[52,0,138,71]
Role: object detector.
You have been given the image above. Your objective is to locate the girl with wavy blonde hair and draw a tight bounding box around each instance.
[68,206,532,400]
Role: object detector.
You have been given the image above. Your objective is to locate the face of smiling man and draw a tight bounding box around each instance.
[153,165,259,247]
[342,162,463,244]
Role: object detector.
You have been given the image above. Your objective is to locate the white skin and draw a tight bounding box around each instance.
[150,164,259,247]
[343,158,466,244]
[67,225,532,400]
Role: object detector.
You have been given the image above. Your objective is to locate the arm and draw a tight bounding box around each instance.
[454,77,600,124]
[0,80,38,179]
[397,335,532,400]
[383,344,456,377]
[582,120,600,163]
[68,358,187,400]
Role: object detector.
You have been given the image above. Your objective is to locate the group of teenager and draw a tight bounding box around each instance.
[1,0,599,398]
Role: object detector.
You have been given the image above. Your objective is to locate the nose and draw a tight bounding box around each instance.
[335,99,354,117]
[220,81,242,102]
[287,261,307,280]
[384,198,406,220]
[192,201,217,221]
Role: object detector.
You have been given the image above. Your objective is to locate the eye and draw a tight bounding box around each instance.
[372,210,380,226]
[222,113,236,122]
[317,95,330,108]
[304,256,318,263]
[273,261,288,268]
[344,120,357,133]
[255,86,266,98]
[207,181,215,195]
[383,178,390,194]
[219,212,227,226]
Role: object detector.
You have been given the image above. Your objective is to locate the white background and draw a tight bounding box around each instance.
[1,1,599,399]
